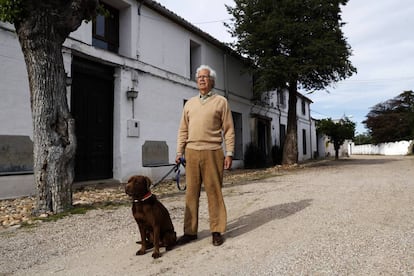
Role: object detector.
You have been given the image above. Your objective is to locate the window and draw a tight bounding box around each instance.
[278,90,286,107]
[257,119,270,156]
[93,3,119,53]
[190,40,201,80]
[301,99,306,115]
[280,124,286,147]
[302,129,307,155]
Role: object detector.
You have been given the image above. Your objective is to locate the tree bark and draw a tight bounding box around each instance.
[13,0,97,214]
[15,1,80,213]
[282,81,299,165]
[16,25,75,214]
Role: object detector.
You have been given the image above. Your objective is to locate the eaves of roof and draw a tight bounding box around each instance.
[297,92,314,103]
[141,0,249,63]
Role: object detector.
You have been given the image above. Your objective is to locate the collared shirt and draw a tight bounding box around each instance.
[199,91,213,103]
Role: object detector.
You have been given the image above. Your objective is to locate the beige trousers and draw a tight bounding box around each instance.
[183,148,227,234]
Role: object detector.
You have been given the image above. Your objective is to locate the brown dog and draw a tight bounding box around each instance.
[125,175,176,258]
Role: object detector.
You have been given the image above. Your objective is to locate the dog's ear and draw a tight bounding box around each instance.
[145,176,152,190]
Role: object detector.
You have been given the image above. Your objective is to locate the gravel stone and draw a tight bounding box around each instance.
[0,155,413,275]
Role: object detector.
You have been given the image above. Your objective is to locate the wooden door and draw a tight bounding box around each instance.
[71,58,114,181]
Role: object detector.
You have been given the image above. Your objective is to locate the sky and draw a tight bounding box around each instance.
[156,0,414,134]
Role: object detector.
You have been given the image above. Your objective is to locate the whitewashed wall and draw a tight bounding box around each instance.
[0,0,317,190]
[0,0,253,185]
[321,137,350,158]
[350,140,413,155]
[0,23,32,138]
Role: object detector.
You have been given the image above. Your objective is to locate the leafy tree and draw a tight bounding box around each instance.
[317,117,355,159]
[354,132,372,145]
[226,0,356,165]
[0,0,98,214]
[363,90,414,144]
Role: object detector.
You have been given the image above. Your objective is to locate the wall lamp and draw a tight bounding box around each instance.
[127,88,139,118]
[126,88,139,100]
[65,73,72,87]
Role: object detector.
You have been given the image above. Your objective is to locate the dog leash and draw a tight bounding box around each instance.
[174,157,186,191]
[150,157,186,191]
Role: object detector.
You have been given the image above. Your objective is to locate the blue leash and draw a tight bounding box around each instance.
[150,157,186,191]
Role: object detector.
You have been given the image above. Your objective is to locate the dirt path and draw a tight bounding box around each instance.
[2,155,414,275]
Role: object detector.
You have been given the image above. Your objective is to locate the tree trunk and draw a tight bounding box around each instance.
[15,6,77,214]
[334,142,340,160]
[334,149,339,160]
[282,82,298,165]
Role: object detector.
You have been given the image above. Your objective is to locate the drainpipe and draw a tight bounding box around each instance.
[223,53,229,99]
[277,102,281,147]
[277,90,282,147]
[138,0,144,15]
[308,102,313,159]
[136,0,145,59]
[309,117,313,159]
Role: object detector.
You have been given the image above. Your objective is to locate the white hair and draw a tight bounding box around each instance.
[196,65,217,82]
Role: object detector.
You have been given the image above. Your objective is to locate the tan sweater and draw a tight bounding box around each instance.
[176,93,235,155]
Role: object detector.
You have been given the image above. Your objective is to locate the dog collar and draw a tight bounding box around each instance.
[133,191,152,203]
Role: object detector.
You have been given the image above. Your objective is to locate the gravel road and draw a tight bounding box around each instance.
[1,155,413,275]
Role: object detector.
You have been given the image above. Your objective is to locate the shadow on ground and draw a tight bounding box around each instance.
[224,199,313,239]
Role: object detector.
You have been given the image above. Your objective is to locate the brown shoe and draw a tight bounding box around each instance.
[212,232,224,246]
[176,234,197,245]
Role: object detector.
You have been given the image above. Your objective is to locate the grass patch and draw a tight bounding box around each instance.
[32,201,129,224]
[33,205,93,223]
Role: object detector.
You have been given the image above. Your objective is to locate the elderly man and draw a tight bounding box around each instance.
[175,64,235,246]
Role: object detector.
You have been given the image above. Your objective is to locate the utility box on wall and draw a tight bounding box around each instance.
[127,119,140,137]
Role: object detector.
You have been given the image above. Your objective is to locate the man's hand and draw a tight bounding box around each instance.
[224,156,232,170]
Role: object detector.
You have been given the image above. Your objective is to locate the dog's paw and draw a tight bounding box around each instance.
[136,249,146,256]
[152,251,161,259]
[136,241,154,249]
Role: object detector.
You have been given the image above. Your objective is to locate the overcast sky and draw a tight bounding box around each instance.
[156,0,414,134]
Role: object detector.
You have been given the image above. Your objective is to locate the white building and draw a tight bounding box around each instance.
[255,90,318,162]
[0,0,317,192]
